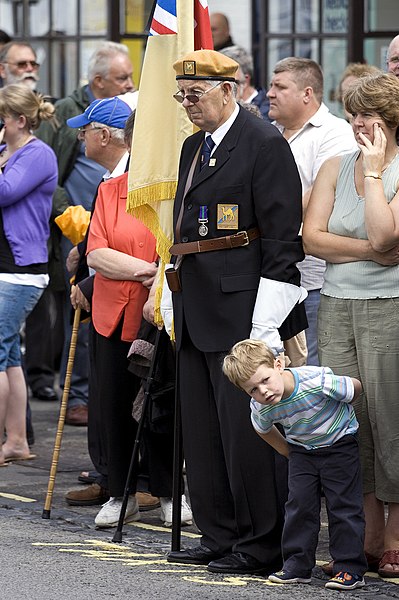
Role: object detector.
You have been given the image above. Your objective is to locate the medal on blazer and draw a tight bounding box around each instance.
[198,206,209,236]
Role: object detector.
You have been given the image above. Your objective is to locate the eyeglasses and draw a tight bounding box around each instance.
[173,81,222,104]
[77,124,105,138]
[4,60,40,70]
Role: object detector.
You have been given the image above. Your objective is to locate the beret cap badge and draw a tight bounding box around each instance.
[183,60,196,76]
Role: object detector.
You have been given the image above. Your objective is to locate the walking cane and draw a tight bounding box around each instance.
[42,306,81,519]
[171,349,183,551]
[112,326,163,543]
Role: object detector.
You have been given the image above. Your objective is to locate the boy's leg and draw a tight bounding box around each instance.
[281,446,321,576]
[321,435,367,576]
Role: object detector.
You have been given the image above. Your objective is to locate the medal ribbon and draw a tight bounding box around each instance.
[199,206,208,222]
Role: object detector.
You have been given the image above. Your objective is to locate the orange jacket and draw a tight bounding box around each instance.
[87,172,157,342]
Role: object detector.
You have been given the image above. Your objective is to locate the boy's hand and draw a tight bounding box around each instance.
[256,425,289,458]
[351,377,363,402]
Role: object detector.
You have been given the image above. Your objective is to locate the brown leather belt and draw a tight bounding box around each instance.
[169,227,260,256]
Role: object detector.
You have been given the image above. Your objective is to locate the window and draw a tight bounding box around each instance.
[0,0,151,98]
[252,0,399,115]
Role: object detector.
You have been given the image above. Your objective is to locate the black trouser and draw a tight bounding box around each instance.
[25,287,63,392]
[282,435,367,577]
[178,330,287,564]
[88,321,139,497]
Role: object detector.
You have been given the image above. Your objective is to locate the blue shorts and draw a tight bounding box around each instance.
[0,281,43,371]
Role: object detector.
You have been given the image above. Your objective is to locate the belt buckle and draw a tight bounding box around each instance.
[236,230,249,246]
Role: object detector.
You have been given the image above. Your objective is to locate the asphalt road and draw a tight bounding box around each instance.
[1,397,399,599]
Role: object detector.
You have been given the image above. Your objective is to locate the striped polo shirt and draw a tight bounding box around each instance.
[250,366,358,450]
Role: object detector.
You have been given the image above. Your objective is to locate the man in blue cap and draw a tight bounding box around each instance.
[66,95,133,173]
[38,42,135,427]
[64,95,163,524]
[63,94,134,510]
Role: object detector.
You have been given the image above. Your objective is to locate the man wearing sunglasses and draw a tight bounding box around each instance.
[0,41,40,91]
[164,50,307,575]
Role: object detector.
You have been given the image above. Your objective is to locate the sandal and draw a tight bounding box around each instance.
[378,550,399,578]
[321,552,381,576]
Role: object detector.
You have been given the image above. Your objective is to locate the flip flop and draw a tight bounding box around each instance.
[4,453,37,463]
[0,462,9,467]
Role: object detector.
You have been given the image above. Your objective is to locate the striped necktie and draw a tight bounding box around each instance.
[200,135,215,170]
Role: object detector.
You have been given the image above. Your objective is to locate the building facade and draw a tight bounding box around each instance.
[0,0,397,113]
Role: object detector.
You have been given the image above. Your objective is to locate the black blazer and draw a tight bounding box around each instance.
[172,106,307,352]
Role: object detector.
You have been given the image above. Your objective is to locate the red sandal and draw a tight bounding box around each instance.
[378,550,399,578]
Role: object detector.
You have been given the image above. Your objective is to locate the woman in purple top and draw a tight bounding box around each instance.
[0,84,57,465]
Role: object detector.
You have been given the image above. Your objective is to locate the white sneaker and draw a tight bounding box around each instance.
[94,495,140,528]
[160,494,193,527]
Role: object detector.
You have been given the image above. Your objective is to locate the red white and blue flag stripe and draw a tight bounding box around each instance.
[150,0,177,35]
[150,0,213,50]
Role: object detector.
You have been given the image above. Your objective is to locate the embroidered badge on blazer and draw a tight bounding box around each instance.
[217,204,239,230]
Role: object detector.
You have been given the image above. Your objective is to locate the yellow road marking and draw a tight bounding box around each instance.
[58,549,161,558]
[33,540,399,587]
[127,521,201,538]
[0,492,36,503]
[33,542,93,546]
[150,568,207,573]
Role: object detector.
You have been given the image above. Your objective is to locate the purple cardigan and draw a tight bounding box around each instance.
[0,138,58,266]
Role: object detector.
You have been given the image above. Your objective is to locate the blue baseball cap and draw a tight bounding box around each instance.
[66,96,132,129]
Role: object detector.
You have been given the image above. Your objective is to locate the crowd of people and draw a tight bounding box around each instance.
[1,13,399,593]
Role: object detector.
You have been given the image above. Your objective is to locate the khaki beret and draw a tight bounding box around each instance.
[173,49,239,82]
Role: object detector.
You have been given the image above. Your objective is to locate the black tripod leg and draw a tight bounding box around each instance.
[171,348,184,551]
[112,327,163,543]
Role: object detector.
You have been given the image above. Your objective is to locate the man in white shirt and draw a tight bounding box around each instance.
[268,57,358,365]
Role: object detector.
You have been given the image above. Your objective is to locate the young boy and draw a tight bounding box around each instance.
[223,339,367,591]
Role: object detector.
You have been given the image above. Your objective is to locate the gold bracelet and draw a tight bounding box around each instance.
[364,173,382,180]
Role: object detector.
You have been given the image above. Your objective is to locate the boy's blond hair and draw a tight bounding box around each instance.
[223,339,276,389]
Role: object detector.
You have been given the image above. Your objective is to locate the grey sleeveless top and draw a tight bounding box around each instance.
[322,150,399,299]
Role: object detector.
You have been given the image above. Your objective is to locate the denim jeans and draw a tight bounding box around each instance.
[0,280,43,370]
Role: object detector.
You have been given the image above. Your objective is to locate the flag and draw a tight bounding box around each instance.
[126,0,213,325]
[194,0,214,50]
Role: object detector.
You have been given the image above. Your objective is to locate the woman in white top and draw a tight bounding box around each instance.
[303,73,399,578]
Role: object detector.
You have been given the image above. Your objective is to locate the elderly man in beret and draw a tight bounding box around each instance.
[163,50,307,575]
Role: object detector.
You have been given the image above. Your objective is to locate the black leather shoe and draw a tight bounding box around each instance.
[207,551,275,574]
[167,544,223,565]
[33,386,58,402]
